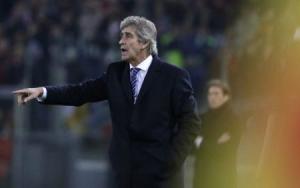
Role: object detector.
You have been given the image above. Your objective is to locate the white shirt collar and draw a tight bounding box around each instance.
[129,55,153,71]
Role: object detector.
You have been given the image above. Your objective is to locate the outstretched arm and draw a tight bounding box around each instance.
[13,73,108,106]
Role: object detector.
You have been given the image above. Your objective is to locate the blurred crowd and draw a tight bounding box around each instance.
[0,0,241,185]
[0,0,300,187]
[1,0,298,100]
[0,0,242,148]
[0,0,242,92]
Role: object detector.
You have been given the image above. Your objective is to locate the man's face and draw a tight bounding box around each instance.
[207,86,229,109]
[119,26,146,64]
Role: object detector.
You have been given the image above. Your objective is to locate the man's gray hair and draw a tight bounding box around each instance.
[120,16,158,55]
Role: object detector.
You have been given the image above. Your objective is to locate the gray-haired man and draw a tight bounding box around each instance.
[13,16,200,188]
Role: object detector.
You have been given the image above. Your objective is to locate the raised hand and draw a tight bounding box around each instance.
[12,87,44,105]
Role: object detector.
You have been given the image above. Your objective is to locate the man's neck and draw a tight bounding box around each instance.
[129,55,153,70]
[129,53,150,67]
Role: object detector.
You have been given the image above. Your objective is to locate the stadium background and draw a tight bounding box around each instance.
[0,0,299,187]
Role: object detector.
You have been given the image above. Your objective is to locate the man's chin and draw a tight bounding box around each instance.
[121,56,128,61]
[121,56,132,63]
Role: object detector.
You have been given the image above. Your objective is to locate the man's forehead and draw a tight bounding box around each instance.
[121,25,136,33]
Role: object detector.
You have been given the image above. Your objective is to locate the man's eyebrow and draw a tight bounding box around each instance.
[121,31,133,36]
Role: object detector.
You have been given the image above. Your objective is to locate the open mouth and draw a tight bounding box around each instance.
[120,48,128,57]
[121,47,128,52]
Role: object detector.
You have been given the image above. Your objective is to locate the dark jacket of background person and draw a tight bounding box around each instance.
[41,55,200,188]
[193,102,242,188]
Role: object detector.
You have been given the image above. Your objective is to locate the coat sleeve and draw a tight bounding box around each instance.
[170,69,201,170]
[42,73,108,106]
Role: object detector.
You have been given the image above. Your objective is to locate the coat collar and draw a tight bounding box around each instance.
[135,55,161,104]
[121,55,162,104]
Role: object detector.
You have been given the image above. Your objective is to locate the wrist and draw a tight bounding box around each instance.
[39,87,45,97]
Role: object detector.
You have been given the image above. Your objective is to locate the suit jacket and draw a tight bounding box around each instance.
[42,55,200,188]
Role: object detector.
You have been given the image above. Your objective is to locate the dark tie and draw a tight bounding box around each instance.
[130,68,141,103]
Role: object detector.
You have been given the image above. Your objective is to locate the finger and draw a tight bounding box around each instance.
[17,95,27,105]
[17,95,23,104]
[12,89,29,94]
[23,94,37,103]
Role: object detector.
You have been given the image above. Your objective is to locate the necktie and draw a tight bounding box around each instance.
[130,68,141,103]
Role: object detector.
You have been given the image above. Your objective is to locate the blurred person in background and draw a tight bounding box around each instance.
[193,79,243,188]
[13,16,200,188]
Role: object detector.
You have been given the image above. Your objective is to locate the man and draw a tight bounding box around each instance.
[193,79,243,188]
[13,16,200,188]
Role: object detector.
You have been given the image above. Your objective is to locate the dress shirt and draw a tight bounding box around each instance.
[129,55,152,97]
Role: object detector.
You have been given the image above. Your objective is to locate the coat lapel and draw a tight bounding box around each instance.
[121,63,134,104]
[136,56,161,104]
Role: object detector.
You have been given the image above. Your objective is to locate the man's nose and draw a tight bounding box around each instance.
[119,38,124,45]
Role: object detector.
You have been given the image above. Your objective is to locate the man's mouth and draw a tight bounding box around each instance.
[121,48,128,53]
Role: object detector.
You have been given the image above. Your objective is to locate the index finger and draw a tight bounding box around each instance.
[12,89,29,94]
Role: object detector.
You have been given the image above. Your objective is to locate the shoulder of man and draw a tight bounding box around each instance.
[155,56,189,78]
[107,60,127,68]
[105,60,128,73]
